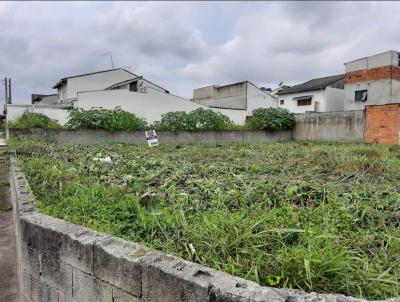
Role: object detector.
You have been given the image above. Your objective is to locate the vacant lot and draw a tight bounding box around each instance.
[11,140,400,299]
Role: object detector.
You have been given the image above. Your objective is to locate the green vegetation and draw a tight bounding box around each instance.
[11,140,400,299]
[7,107,295,131]
[247,108,295,130]
[153,108,235,131]
[66,107,147,131]
[7,112,61,129]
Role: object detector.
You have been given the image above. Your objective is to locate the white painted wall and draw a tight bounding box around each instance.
[6,105,70,125]
[60,69,137,100]
[324,87,345,111]
[277,90,325,113]
[246,83,277,115]
[75,89,246,124]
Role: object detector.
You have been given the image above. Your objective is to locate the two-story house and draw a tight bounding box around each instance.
[344,50,400,110]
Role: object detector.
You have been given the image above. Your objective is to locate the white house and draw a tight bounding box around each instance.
[193,81,277,117]
[8,68,247,125]
[277,74,345,113]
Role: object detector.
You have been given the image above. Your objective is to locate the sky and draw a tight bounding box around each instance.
[0,1,399,104]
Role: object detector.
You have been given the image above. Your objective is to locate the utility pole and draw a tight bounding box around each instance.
[102,52,115,69]
[4,77,8,105]
[8,78,11,104]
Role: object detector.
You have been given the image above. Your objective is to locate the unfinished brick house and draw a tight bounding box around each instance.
[344,50,400,111]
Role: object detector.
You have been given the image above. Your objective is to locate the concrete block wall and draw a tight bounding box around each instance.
[11,158,386,302]
[293,110,365,142]
[8,128,292,145]
[365,104,400,144]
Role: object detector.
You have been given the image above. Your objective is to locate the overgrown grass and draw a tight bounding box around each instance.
[10,140,400,299]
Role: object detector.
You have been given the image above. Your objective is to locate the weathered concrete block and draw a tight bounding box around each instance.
[112,287,142,302]
[72,268,112,302]
[208,271,285,302]
[21,247,41,278]
[94,236,149,297]
[31,275,59,302]
[24,213,103,274]
[40,253,72,295]
[141,252,211,302]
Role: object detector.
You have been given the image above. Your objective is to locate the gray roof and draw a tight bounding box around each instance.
[52,68,136,89]
[277,74,344,95]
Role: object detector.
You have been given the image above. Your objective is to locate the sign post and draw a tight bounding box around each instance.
[145,130,159,147]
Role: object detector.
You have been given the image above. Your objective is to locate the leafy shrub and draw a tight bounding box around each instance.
[155,108,234,131]
[66,107,147,131]
[188,108,234,130]
[7,112,61,129]
[247,108,295,130]
[155,111,193,131]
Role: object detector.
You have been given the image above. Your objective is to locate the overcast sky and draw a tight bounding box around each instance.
[1,1,399,104]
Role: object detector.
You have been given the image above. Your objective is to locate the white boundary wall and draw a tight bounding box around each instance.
[6,105,70,125]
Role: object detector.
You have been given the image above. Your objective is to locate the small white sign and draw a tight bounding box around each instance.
[145,130,159,147]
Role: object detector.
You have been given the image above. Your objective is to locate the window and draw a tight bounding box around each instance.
[129,81,138,92]
[280,99,284,105]
[398,53,400,67]
[355,90,368,102]
[297,97,312,106]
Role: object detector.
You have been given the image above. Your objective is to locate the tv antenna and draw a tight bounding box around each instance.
[102,52,115,69]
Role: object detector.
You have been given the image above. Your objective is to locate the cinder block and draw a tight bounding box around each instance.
[112,287,142,302]
[21,246,41,278]
[24,212,104,274]
[72,269,112,302]
[141,252,210,302]
[209,271,285,302]
[94,236,148,297]
[40,253,73,295]
[31,275,59,302]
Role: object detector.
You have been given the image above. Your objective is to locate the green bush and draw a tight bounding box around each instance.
[7,112,61,129]
[155,111,193,131]
[188,108,234,130]
[155,108,234,131]
[66,107,147,131]
[247,108,295,130]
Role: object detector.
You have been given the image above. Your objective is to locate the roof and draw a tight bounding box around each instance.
[52,68,136,89]
[195,80,274,97]
[31,93,58,104]
[277,74,344,95]
[106,76,169,93]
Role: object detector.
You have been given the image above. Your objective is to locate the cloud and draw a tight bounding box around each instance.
[0,1,399,102]
[93,2,209,60]
[179,1,400,90]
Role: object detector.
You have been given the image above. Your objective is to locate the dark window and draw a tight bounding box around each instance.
[297,98,312,106]
[280,99,284,105]
[129,81,138,92]
[355,90,367,102]
[398,53,400,67]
